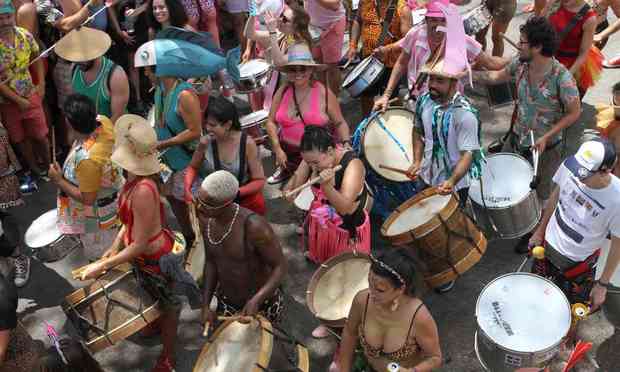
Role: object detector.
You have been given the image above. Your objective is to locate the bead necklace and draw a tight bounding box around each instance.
[207,203,240,245]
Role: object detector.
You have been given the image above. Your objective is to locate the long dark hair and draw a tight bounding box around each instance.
[289,3,313,47]
[206,95,241,131]
[370,249,423,297]
[300,125,335,153]
[147,0,189,32]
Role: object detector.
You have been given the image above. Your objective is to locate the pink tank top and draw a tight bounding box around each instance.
[275,82,329,146]
[305,0,346,29]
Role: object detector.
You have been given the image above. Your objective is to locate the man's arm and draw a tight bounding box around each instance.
[55,0,104,32]
[0,329,9,367]
[202,248,218,309]
[471,67,512,85]
[591,235,620,310]
[474,51,511,71]
[531,185,560,244]
[535,91,581,153]
[109,67,130,124]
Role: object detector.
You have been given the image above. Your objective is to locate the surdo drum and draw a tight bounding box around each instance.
[306,251,371,327]
[463,4,492,35]
[475,273,571,371]
[237,59,273,94]
[62,263,162,352]
[239,109,269,146]
[193,316,310,372]
[381,188,487,288]
[25,209,82,262]
[468,153,541,239]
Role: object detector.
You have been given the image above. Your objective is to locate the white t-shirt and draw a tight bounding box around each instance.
[546,163,620,261]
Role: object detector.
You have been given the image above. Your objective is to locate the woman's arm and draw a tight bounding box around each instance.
[326,85,350,142]
[595,0,620,41]
[265,85,286,153]
[339,291,365,372]
[157,90,202,149]
[321,157,364,215]
[239,136,266,197]
[569,16,597,76]
[411,305,443,371]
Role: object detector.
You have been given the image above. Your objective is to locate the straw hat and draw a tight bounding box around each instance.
[54,27,111,62]
[277,43,326,72]
[111,114,161,176]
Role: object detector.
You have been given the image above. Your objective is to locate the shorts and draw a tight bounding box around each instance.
[225,0,248,14]
[162,168,187,201]
[52,58,74,109]
[311,17,347,65]
[484,0,516,24]
[0,93,48,143]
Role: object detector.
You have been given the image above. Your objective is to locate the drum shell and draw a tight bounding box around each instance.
[475,331,561,372]
[463,5,492,35]
[33,235,82,262]
[342,56,385,98]
[471,190,541,240]
[236,63,273,94]
[603,286,620,329]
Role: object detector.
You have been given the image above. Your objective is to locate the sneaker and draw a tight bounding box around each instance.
[603,55,620,68]
[152,352,175,372]
[19,174,38,195]
[13,254,31,288]
[267,167,291,184]
[434,280,455,294]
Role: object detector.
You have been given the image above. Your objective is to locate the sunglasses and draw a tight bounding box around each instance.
[287,66,309,73]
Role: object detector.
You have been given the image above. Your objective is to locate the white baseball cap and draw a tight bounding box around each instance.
[564,138,617,179]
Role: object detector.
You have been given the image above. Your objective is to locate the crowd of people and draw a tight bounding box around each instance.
[0,0,620,370]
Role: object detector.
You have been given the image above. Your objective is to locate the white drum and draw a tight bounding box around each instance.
[468,153,541,239]
[475,273,571,372]
[293,187,314,211]
[147,106,155,127]
[237,59,272,94]
[463,4,492,36]
[239,109,269,145]
[595,239,620,328]
[25,209,81,262]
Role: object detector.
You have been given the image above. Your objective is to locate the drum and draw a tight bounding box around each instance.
[306,251,371,328]
[239,109,268,146]
[147,106,155,127]
[237,59,272,94]
[463,4,492,36]
[342,55,385,98]
[293,186,314,211]
[475,273,571,372]
[486,81,517,109]
[468,153,541,240]
[594,239,620,329]
[381,188,487,288]
[62,263,162,352]
[186,204,205,284]
[193,316,310,372]
[24,209,82,262]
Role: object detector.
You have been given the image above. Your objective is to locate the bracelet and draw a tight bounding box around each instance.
[595,280,613,289]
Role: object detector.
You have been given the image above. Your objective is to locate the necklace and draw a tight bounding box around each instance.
[207,203,240,245]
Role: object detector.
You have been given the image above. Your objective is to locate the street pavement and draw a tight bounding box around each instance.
[12,2,620,371]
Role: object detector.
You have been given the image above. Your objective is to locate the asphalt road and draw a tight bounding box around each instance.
[12,2,620,371]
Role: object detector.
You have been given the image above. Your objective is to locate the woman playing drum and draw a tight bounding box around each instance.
[78,116,181,372]
[284,125,370,337]
[338,250,442,372]
[184,96,267,215]
[266,43,350,184]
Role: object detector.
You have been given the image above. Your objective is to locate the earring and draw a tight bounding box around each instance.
[391,297,399,312]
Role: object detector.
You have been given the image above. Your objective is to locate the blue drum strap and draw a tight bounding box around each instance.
[374,113,411,163]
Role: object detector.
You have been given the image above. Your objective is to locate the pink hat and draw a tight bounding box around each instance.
[426,0,449,17]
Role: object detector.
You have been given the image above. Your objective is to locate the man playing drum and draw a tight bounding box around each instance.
[406,18,483,292]
[529,139,620,309]
[48,94,122,261]
[198,170,288,326]
[472,16,581,253]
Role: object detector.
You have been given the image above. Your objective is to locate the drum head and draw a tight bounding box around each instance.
[383,193,451,236]
[25,209,62,248]
[307,252,371,324]
[239,60,270,78]
[342,55,374,87]
[363,109,415,182]
[195,318,273,372]
[469,153,534,208]
[147,106,155,127]
[293,187,313,211]
[476,273,571,353]
[240,110,269,127]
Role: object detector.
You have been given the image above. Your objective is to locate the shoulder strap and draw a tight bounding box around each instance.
[502,63,528,142]
[375,0,398,47]
[408,302,424,337]
[238,132,247,182]
[556,4,591,44]
[212,138,221,170]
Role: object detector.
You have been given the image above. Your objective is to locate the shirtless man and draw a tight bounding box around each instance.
[198,170,287,327]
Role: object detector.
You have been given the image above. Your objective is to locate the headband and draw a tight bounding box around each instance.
[371,255,406,286]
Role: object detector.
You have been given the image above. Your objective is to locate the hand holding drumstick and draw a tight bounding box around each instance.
[280,165,342,200]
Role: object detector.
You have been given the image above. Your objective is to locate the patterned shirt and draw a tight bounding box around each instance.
[0,27,39,103]
[507,57,580,144]
[358,0,404,67]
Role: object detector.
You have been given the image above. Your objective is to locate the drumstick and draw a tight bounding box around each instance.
[202,321,210,337]
[279,165,342,199]
[51,128,56,164]
[499,33,519,50]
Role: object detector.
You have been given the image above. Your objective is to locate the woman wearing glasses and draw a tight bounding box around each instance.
[184,96,267,215]
[265,43,350,184]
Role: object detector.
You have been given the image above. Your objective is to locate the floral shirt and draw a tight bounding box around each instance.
[507,57,580,145]
[358,0,404,67]
[0,27,39,103]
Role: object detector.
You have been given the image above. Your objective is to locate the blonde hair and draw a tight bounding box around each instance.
[200,170,239,205]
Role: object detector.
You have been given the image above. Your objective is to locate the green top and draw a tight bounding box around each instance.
[71,56,115,118]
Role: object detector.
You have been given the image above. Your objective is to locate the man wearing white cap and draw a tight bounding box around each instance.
[529,138,620,309]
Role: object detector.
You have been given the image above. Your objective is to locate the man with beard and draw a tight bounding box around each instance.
[54,26,129,124]
[472,16,581,253]
[198,170,287,327]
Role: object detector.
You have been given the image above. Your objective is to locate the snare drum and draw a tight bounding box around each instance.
[62,263,162,352]
[293,186,314,211]
[381,188,487,288]
[193,316,310,372]
[342,55,385,98]
[239,109,268,146]
[306,251,370,328]
[468,153,541,239]
[475,273,571,372]
[25,209,81,262]
[463,5,492,36]
[237,59,272,94]
[595,239,620,329]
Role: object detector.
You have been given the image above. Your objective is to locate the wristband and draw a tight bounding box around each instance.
[595,280,613,289]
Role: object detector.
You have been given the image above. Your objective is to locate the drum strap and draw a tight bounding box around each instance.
[556,4,592,46]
